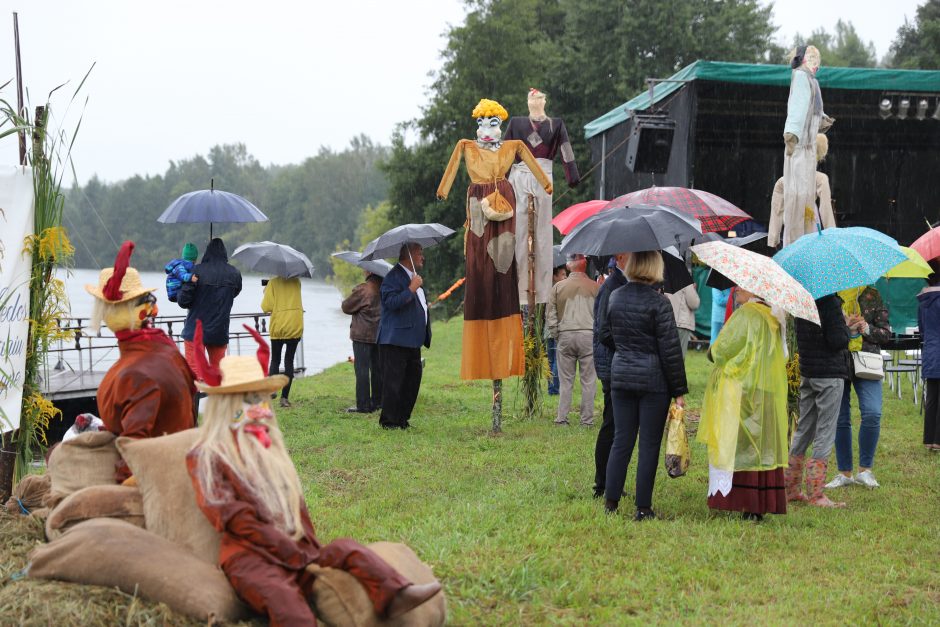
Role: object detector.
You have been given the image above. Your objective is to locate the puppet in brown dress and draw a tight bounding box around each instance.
[437,98,553,380]
[186,324,441,626]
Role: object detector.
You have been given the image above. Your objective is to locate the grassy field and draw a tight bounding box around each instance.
[1,317,938,625]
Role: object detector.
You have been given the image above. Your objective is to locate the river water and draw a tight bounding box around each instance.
[59,268,352,376]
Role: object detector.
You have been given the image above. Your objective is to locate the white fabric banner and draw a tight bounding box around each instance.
[0,166,34,433]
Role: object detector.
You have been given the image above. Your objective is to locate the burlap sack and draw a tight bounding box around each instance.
[27,517,249,622]
[115,429,221,565]
[4,474,51,515]
[45,431,119,507]
[308,542,446,627]
[45,484,144,541]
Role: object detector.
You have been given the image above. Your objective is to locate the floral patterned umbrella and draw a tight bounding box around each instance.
[691,241,820,324]
[773,227,906,299]
[604,187,751,233]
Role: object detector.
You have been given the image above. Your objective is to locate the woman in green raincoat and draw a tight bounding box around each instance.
[698,289,789,521]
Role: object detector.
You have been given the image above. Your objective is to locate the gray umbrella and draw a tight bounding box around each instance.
[560,203,703,256]
[231,241,314,278]
[331,250,394,277]
[157,180,268,239]
[360,223,456,261]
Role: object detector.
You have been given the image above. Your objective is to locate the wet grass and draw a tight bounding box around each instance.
[0,317,937,624]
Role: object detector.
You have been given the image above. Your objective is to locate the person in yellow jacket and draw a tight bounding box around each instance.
[261,276,304,408]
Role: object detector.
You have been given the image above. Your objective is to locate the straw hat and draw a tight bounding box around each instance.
[84,241,156,304]
[196,355,288,395]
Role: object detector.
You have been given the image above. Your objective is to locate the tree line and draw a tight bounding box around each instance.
[63,0,940,297]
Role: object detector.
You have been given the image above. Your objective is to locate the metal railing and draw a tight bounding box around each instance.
[42,313,305,395]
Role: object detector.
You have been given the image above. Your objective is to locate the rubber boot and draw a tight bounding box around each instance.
[784,454,808,503]
[805,458,846,508]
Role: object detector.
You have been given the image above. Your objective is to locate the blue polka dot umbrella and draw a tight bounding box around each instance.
[772,227,907,299]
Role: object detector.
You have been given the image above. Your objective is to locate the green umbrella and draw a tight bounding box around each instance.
[884,246,932,279]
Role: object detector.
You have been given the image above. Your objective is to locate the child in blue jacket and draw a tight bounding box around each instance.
[165,242,199,302]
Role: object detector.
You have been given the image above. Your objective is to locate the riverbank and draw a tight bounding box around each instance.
[0,317,937,624]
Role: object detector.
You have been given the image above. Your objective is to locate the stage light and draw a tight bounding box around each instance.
[916,99,929,120]
[898,98,910,120]
[879,98,892,119]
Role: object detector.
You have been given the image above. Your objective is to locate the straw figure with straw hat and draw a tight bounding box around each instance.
[185,322,442,625]
[84,241,196,482]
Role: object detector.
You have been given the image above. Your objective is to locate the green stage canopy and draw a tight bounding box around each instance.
[584,60,940,140]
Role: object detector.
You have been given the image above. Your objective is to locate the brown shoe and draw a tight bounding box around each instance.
[386,582,442,619]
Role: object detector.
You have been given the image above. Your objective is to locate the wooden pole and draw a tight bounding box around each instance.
[526,195,536,323]
[492,379,502,433]
[13,12,26,165]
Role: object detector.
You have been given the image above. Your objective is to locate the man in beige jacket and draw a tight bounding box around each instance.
[547,254,600,426]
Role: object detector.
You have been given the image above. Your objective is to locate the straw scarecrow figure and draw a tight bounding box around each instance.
[768,133,836,248]
[185,323,441,625]
[86,240,196,482]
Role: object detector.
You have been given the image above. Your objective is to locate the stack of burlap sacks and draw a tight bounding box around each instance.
[15,430,446,626]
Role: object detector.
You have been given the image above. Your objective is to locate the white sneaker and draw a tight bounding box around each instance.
[854,470,880,489]
[824,474,855,489]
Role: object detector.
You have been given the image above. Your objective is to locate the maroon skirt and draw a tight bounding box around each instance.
[707,468,787,515]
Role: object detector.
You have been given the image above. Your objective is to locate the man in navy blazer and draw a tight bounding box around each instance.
[377,243,431,429]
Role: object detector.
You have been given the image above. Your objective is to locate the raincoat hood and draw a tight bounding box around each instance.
[202,238,229,263]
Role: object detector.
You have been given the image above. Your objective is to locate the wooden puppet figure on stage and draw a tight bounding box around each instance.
[504,88,580,304]
[437,98,552,380]
[781,45,834,248]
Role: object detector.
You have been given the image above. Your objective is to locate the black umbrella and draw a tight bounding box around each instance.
[560,203,703,257]
[360,223,456,261]
[157,179,268,239]
[661,247,694,294]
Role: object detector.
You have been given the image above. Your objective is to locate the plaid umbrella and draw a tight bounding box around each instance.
[773,227,906,299]
[604,187,751,233]
[692,241,819,324]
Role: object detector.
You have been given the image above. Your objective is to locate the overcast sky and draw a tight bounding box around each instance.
[0,0,926,185]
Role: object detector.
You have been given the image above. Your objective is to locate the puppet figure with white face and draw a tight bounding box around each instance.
[781,45,835,247]
[437,99,553,381]
[504,88,580,304]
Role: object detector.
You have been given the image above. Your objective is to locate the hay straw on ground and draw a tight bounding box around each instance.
[0,512,262,626]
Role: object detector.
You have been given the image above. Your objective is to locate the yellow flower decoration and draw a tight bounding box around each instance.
[471,99,509,120]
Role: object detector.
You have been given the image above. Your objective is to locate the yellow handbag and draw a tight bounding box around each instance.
[664,403,690,478]
[481,186,514,222]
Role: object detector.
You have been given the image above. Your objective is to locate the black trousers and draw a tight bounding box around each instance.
[605,389,670,509]
[379,344,422,429]
[270,338,300,400]
[925,379,940,446]
[352,341,383,412]
[593,379,615,494]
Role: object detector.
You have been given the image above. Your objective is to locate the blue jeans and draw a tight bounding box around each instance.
[547,337,559,395]
[835,376,883,471]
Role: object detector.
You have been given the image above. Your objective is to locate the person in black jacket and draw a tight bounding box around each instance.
[591,252,629,499]
[603,251,688,521]
[179,238,243,375]
[784,293,855,508]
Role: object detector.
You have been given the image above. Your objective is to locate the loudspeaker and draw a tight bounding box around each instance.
[626,114,675,173]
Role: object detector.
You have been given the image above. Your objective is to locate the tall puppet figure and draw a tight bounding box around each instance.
[768,133,836,248]
[86,241,196,482]
[186,324,441,625]
[781,45,834,248]
[504,88,580,304]
[437,99,552,380]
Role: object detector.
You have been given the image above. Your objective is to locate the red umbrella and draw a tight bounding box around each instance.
[604,187,751,233]
[911,227,940,262]
[552,200,608,235]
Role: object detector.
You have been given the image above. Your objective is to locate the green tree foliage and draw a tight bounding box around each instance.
[889,0,940,69]
[329,201,394,297]
[383,0,778,291]
[792,20,878,67]
[64,137,389,274]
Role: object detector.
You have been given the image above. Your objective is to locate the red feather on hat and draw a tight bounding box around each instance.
[102,241,135,301]
[193,320,222,386]
[243,324,270,376]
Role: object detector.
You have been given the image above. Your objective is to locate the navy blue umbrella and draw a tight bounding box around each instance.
[157,180,268,238]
